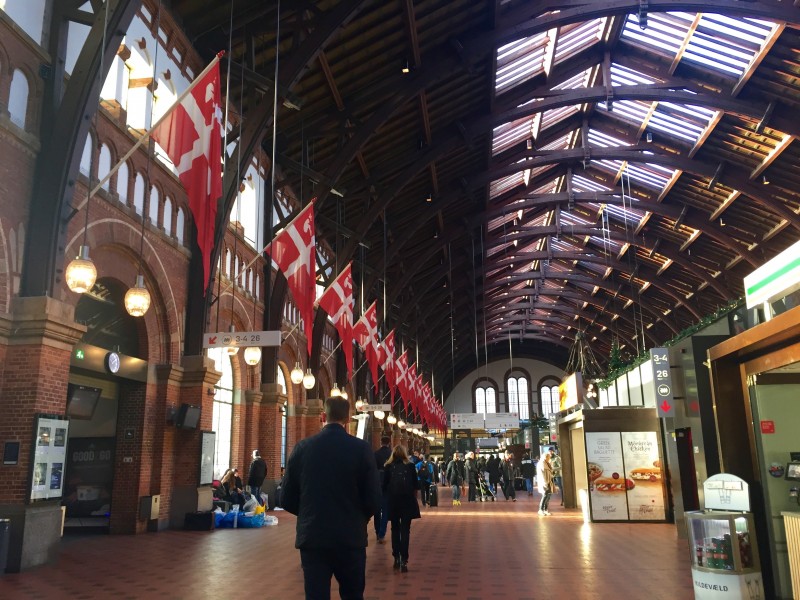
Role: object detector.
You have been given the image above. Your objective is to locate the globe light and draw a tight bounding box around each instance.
[340,390,348,400]
[427,435,435,442]
[302,368,315,390]
[374,410,385,420]
[330,383,341,397]
[124,274,151,317]
[243,346,262,366]
[65,246,97,294]
[290,362,304,384]
[397,420,406,429]
[386,414,397,425]
[226,344,239,356]
[355,399,365,411]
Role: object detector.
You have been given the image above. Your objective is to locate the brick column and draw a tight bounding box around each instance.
[149,364,183,531]
[304,399,324,439]
[370,417,383,450]
[166,355,220,528]
[243,389,263,471]
[261,383,286,482]
[0,297,85,572]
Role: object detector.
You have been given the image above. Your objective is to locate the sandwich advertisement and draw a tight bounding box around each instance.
[586,431,666,521]
[621,432,666,520]
[585,432,629,520]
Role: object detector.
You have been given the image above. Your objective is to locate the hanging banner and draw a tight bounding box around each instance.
[449,413,484,429]
[485,412,520,430]
[621,432,666,520]
[585,432,628,521]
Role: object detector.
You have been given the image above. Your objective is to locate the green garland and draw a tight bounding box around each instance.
[597,297,742,389]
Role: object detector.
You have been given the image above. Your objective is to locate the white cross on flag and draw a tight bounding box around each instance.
[406,362,418,416]
[381,330,397,402]
[317,263,354,379]
[151,57,223,293]
[396,350,409,412]
[265,201,316,356]
[353,301,380,393]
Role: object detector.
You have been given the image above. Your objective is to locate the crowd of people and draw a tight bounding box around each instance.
[279,396,564,600]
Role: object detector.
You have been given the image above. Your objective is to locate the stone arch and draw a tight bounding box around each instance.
[471,376,500,414]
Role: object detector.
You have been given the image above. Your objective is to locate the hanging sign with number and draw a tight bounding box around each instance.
[650,347,675,418]
[203,330,281,349]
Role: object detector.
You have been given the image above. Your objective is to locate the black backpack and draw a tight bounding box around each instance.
[418,461,431,482]
[389,462,413,495]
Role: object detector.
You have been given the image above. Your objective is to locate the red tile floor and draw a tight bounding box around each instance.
[0,487,694,599]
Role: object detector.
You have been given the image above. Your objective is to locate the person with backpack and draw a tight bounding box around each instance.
[417,456,433,506]
[247,449,267,506]
[464,452,479,502]
[382,445,421,573]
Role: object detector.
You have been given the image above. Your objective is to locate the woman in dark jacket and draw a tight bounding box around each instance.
[487,454,502,496]
[382,445,420,573]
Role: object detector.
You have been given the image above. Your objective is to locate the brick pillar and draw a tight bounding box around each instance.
[0,297,85,572]
[167,355,220,528]
[261,383,286,482]
[151,364,182,532]
[243,389,263,472]
[305,399,324,439]
[370,417,383,450]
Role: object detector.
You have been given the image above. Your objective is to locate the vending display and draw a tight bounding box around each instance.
[686,474,764,600]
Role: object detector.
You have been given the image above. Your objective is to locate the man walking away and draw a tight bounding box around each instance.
[446,452,464,505]
[417,455,432,506]
[521,453,535,496]
[282,397,380,600]
[374,436,392,543]
[248,450,267,505]
[501,453,517,502]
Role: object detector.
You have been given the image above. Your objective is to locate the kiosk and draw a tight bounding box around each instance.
[687,474,764,599]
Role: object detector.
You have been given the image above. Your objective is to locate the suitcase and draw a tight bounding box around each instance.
[514,477,526,491]
[184,511,215,531]
[428,483,438,507]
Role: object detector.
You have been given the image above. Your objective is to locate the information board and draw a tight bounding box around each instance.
[30,415,69,501]
[450,413,484,429]
[199,431,216,485]
[621,432,666,520]
[485,412,520,430]
[585,432,628,521]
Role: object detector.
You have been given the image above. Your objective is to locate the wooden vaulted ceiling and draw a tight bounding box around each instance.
[169,0,800,395]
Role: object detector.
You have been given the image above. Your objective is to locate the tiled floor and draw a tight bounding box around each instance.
[0,488,694,599]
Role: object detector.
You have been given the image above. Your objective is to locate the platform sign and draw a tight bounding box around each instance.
[485,412,520,430]
[361,404,391,412]
[203,330,281,349]
[649,348,675,418]
[450,413,484,429]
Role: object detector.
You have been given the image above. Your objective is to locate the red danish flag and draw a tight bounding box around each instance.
[317,263,354,379]
[396,350,409,411]
[354,301,380,393]
[406,362,418,416]
[151,58,223,294]
[381,330,397,402]
[264,201,316,356]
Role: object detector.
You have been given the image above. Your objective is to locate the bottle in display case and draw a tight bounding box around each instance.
[686,474,764,600]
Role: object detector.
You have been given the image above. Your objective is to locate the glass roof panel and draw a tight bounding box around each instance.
[495,32,548,92]
[683,15,776,77]
[621,13,694,57]
[492,118,534,155]
[554,18,606,64]
[611,63,658,86]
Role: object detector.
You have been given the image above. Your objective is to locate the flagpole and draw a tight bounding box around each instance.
[89,51,226,199]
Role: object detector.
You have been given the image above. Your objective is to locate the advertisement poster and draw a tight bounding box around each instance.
[621,432,666,520]
[585,432,629,520]
[62,437,115,517]
[30,416,69,501]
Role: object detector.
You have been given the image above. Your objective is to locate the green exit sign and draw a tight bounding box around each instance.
[75,349,85,360]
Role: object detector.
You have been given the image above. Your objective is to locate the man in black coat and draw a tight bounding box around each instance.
[374,436,392,543]
[282,397,380,600]
[247,450,267,505]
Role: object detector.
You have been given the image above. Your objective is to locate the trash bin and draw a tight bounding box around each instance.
[0,518,10,575]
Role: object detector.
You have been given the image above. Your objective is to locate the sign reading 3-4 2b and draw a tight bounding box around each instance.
[650,347,675,418]
[203,330,281,349]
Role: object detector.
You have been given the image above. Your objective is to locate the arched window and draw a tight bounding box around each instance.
[540,384,560,417]
[278,368,288,469]
[163,196,173,235]
[117,161,129,203]
[208,348,234,479]
[80,135,92,176]
[225,249,232,278]
[506,373,530,419]
[149,186,160,225]
[98,145,111,191]
[176,207,185,244]
[133,174,145,215]
[8,69,30,130]
[255,274,261,300]
[474,382,497,415]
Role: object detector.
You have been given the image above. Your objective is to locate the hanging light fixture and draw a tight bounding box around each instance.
[330,383,341,397]
[124,274,151,317]
[226,326,239,356]
[386,414,397,425]
[340,390,348,400]
[374,410,385,420]
[290,361,304,384]
[355,398,366,411]
[243,346,262,366]
[66,246,98,293]
[302,368,315,390]
[398,420,406,429]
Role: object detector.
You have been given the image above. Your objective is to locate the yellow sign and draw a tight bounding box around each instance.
[558,372,583,411]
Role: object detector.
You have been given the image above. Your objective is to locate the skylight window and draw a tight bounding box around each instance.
[554,19,606,65]
[495,32,548,92]
[621,13,691,56]
[610,63,658,86]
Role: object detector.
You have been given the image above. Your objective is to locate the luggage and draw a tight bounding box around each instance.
[514,477,526,491]
[184,511,215,531]
[428,483,438,507]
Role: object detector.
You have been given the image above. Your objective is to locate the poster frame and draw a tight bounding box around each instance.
[199,430,216,486]
[28,413,70,503]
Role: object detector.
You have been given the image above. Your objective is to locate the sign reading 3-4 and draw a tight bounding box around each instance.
[203,330,281,349]
[650,347,675,418]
